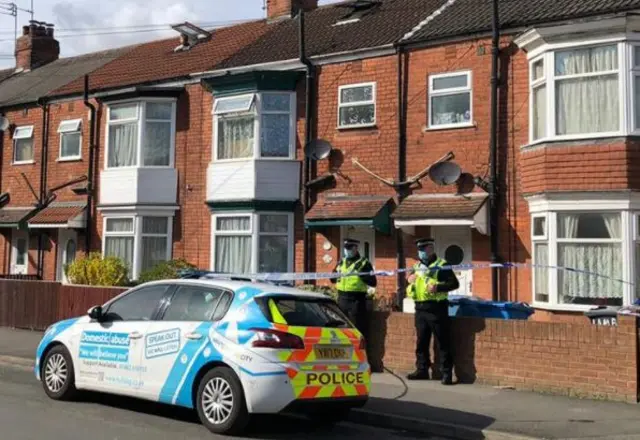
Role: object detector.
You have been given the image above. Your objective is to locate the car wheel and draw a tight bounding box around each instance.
[196,367,249,435]
[41,345,77,401]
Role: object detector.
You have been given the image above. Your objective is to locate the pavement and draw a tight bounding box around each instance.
[2,328,640,440]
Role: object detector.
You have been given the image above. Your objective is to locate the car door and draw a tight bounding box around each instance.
[72,283,173,396]
[140,284,230,405]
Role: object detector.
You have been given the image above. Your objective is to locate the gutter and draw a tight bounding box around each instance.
[299,9,316,280]
[83,75,96,255]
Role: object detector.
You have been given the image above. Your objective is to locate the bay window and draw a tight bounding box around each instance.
[106,100,176,168]
[532,211,624,308]
[211,212,293,274]
[526,40,640,142]
[103,215,172,279]
[213,92,295,160]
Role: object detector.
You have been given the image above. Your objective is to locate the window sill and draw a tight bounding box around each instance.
[104,166,175,170]
[337,123,378,131]
[12,160,35,166]
[423,122,476,132]
[57,157,82,163]
[521,132,627,150]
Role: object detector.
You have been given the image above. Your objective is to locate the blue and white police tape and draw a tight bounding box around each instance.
[181,262,634,287]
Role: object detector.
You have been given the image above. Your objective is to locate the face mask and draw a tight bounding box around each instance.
[344,249,356,259]
[418,250,428,261]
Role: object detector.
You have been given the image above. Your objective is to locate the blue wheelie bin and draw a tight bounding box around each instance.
[448,295,535,320]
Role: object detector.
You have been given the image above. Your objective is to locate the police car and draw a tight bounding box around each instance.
[34,275,371,435]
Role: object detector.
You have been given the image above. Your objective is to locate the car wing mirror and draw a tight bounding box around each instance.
[88,305,103,321]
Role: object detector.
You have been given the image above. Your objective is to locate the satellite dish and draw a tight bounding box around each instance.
[305,139,333,161]
[428,161,462,186]
[0,116,10,131]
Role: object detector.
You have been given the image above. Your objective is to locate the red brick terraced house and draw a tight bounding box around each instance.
[0,0,638,318]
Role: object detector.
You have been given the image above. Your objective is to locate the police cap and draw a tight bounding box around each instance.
[415,238,435,248]
[343,238,360,248]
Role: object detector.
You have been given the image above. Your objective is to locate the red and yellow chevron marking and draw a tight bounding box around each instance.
[285,367,371,400]
[272,324,367,364]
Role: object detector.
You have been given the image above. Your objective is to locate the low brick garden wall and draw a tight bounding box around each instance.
[367,312,640,403]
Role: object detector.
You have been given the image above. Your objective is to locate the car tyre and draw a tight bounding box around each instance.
[196,367,250,435]
[41,345,78,401]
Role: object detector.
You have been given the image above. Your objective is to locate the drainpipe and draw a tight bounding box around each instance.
[489,0,501,301]
[36,98,49,279]
[395,44,407,309]
[83,75,96,255]
[299,9,315,279]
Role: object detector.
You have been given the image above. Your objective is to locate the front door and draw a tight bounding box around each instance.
[57,229,77,283]
[341,226,375,264]
[10,230,28,275]
[434,226,472,296]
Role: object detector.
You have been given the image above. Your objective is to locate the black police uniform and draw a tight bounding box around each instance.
[330,239,377,337]
[407,238,459,385]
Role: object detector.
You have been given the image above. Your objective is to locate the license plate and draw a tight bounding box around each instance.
[314,346,350,360]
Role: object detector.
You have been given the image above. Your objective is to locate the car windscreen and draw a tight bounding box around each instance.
[256,295,352,328]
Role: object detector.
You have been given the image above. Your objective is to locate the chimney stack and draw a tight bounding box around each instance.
[15,20,60,71]
[266,0,318,22]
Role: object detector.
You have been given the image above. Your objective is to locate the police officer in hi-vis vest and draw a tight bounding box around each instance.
[331,239,377,336]
[406,238,459,385]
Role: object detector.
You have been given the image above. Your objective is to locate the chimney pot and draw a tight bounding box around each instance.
[15,19,60,71]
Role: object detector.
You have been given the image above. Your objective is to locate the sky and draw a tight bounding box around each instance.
[0,0,344,68]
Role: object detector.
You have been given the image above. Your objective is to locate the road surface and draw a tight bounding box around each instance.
[0,363,430,440]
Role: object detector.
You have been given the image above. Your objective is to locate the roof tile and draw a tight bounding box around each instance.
[307,196,392,220]
[51,20,271,96]
[28,203,86,225]
[406,0,640,43]
[392,195,487,219]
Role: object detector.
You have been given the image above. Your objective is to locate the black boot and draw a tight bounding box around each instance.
[441,372,453,385]
[407,370,430,380]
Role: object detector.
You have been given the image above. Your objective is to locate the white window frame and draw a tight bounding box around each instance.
[531,213,549,304]
[527,193,639,311]
[102,214,173,280]
[427,71,473,130]
[12,125,34,165]
[212,92,296,162]
[337,82,377,129]
[57,118,82,161]
[210,211,294,274]
[104,98,177,170]
[525,37,640,144]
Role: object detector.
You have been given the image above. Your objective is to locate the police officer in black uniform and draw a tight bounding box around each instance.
[330,239,377,336]
[406,238,459,385]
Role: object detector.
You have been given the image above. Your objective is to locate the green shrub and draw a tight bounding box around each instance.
[65,252,129,287]
[137,259,197,283]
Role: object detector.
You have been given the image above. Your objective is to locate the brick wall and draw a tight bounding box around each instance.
[368,312,639,403]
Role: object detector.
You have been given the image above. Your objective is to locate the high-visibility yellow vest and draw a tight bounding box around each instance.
[336,258,369,293]
[406,258,449,302]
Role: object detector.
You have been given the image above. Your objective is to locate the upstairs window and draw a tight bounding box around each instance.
[58,119,82,160]
[428,71,472,129]
[13,125,34,164]
[529,43,622,142]
[106,100,176,169]
[338,82,376,128]
[213,92,295,160]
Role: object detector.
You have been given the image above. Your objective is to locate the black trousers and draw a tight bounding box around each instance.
[337,291,368,338]
[414,301,453,375]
